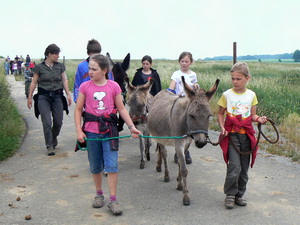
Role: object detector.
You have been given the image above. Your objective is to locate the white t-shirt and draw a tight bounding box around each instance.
[218,88,258,118]
[171,70,198,96]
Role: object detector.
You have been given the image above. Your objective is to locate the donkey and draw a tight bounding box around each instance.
[125,77,154,169]
[106,53,130,132]
[147,77,219,205]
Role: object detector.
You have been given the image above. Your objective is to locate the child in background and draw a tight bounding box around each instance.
[132,55,162,96]
[12,60,18,75]
[168,51,198,164]
[24,64,33,98]
[74,53,140,216]
[217,62,267,209]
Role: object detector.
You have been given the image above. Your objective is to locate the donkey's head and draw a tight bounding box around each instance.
[182,76,220,148]
[106,53,130,93]
[126,77,154,126]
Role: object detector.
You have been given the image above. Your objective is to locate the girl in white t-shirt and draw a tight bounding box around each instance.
[168,51,198,164]
[168,51,198,97]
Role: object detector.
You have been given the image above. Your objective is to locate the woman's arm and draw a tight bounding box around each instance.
[27,73,38,109]
[62,72,72,106]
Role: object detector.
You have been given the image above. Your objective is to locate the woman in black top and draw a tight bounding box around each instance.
[27,44,72,156]
[132,55,162,96]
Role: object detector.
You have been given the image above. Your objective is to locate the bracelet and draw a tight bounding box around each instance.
[255,116,260,122]
[128,125,134,130]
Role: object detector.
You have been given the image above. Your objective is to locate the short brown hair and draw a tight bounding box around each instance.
[87,39,101,55]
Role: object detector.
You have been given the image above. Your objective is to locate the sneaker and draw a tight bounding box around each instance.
[107,201,123,215]
[225,195,235,209]
[235,196,247,206]
[185,150,192,164]
[47,147,55,156]
[92,195,104,208]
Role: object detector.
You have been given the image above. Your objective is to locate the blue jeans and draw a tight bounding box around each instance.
[85,131,118,174]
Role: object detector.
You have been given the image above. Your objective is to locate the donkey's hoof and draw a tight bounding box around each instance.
[146,154,150,161]
[183,196,190,206]
[164,176,170,182]
[156,166,161,172]
[176,184,183,191]
[140,162,145,169]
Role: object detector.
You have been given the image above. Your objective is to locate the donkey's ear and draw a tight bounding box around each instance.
[181,76,195,98]
[121,53,130,71]
[106,52,114,65]
[140,78,154,92]
[206,79,220,101]
[125,76,135,92]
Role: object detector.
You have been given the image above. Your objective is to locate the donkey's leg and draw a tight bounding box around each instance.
[160,144,170,182]
[139,136,146,169]
[176,140,190,205]
[144,129,151,161]
[156,143,162,172]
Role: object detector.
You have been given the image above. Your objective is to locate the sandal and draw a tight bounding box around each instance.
[225,195,235,209]
[108,201,123,215]
[235,196,247,206]
[92,195,104,208]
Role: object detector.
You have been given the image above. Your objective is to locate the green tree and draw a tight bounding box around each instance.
[292,49,300,62]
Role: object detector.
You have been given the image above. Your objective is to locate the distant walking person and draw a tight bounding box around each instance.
[4,58,10,75]
[24,64,33,98]
[27,44,72,156]
[26,54,31,64]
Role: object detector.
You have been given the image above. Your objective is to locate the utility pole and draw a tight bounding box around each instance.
[233,42,237,64]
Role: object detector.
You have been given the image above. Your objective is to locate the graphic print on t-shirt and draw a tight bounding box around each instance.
[93,91,106,110]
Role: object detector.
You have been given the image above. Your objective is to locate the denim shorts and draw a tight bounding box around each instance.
[85,131,118,174]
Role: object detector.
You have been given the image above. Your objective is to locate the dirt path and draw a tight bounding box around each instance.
[1,74,300,225]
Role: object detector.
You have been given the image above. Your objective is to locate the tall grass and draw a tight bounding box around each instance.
[0,61,26,161]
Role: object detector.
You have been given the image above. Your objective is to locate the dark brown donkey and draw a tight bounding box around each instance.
[125,78,154,169]
[147,77,219,205]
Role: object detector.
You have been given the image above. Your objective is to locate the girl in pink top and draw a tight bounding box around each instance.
[75,54,140,215]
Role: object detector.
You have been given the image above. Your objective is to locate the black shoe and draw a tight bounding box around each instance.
[52,137,58,149]
[47,147,55,156]
[185,150,192,164]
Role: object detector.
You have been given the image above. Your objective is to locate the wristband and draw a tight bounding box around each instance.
[167,88,176,94]
[128,125,134,130]
[255,116,260,122]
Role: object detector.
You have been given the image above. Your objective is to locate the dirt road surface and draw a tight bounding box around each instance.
[1,75,300,225]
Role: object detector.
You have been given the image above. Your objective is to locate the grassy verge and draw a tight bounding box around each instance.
[0,63,26,161]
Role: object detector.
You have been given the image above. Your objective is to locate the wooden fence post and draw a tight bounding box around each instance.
[233,42,237,64]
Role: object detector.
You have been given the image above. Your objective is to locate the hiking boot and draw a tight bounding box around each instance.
[225,195,235,209]
[52,137,58,149]
[47,147,55,156]
[235,196,247,206]
[92,195,104,208]
[108,201,123,215]
[185,150,192,164]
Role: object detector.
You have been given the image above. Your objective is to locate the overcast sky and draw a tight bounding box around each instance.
[1,0,299,60]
